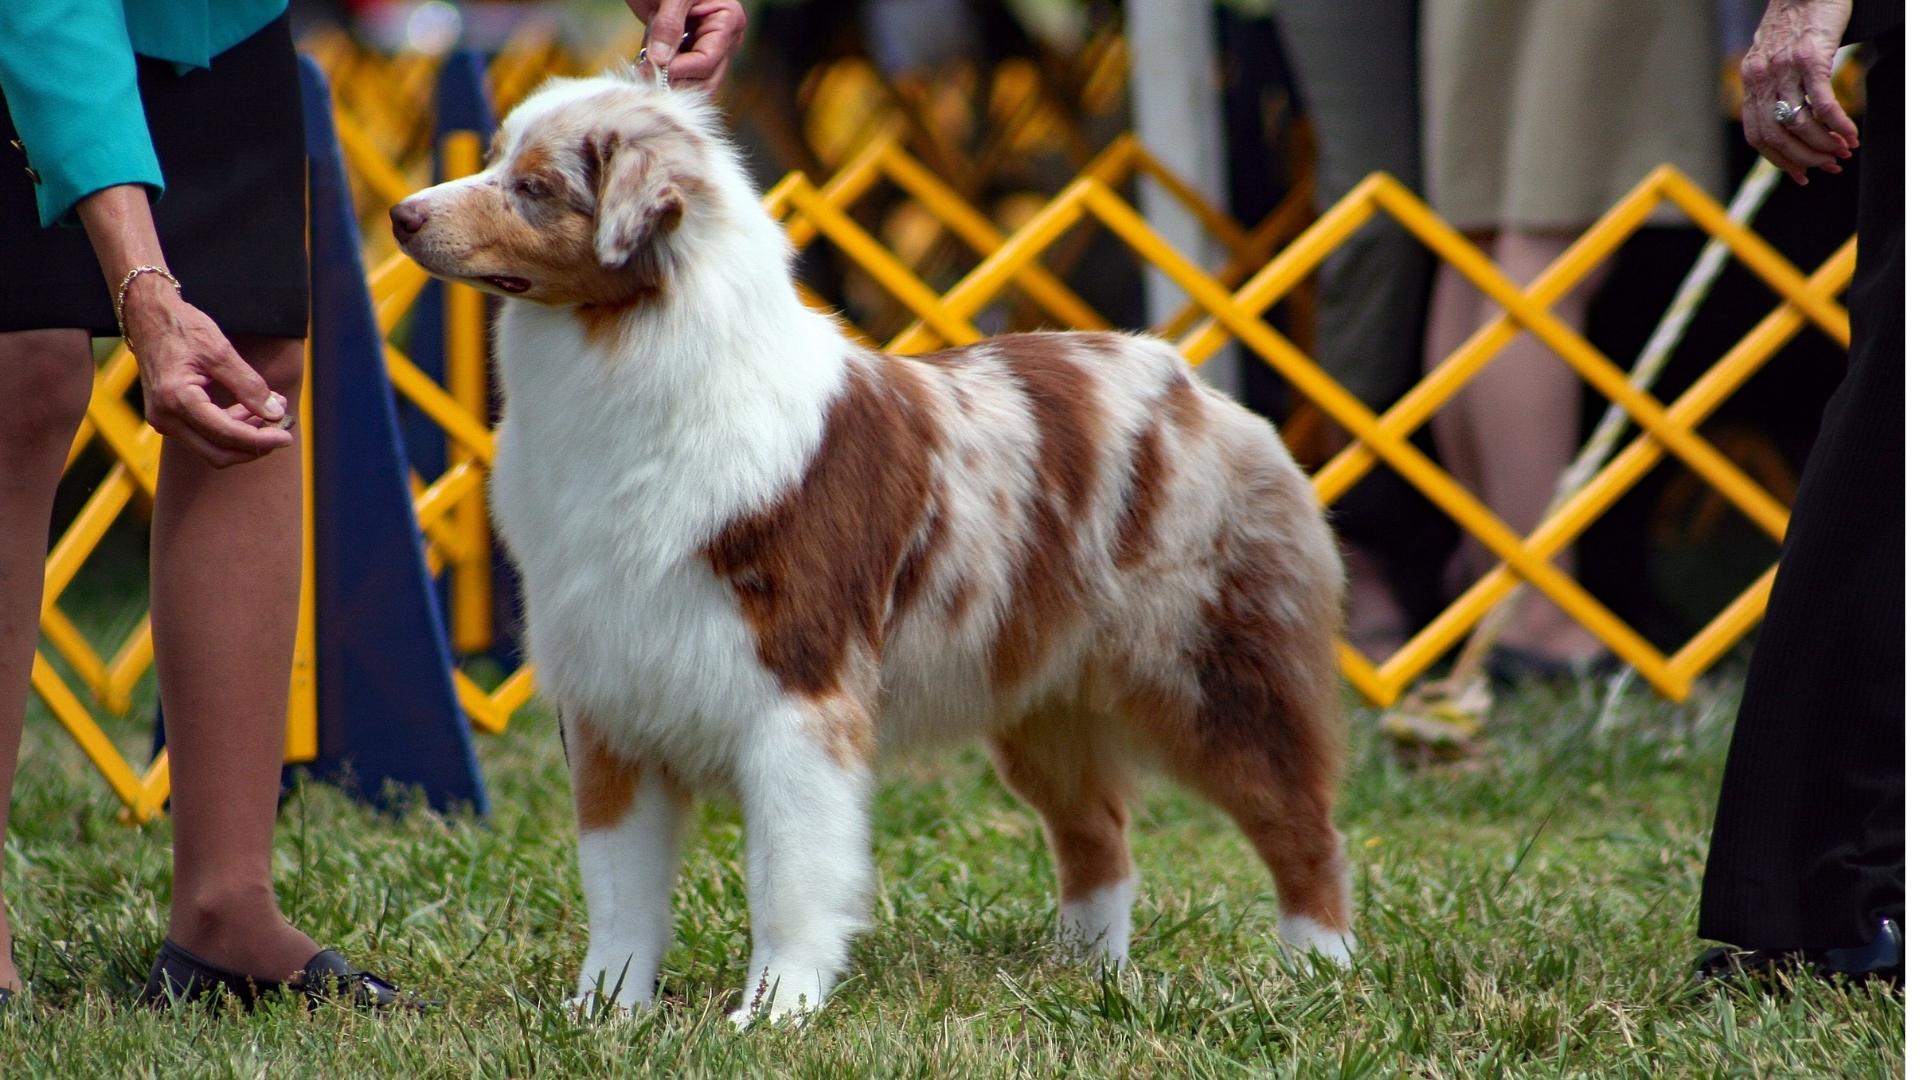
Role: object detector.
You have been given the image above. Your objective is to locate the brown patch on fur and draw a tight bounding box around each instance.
[1077,333,1128,362]
[811,695,877,770]
[705,356,940,697]
[1111,416,1167,569]
[1163,374,1208,436]
[570,721,644,831]
[988,337,1103,689]
[945,578,979,626]
[888,492,951,630]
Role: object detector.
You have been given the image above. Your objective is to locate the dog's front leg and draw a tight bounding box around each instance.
[564,713,690,1014]
[731,707,874,1027]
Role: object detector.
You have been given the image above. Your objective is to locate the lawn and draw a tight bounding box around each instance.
[0,666,1902,1077]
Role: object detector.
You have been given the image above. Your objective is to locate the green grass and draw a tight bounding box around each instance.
[0,668,1902,1077]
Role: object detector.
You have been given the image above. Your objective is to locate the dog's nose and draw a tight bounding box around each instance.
[390,201,428,239]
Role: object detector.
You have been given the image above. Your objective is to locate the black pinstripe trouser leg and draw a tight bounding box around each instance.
[1698,41,1904,951]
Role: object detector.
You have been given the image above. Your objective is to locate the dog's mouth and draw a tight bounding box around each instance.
[479,274,533,294]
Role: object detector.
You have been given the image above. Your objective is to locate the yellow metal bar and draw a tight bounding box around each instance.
[455,669,507,734]
[31,653,145,811]
[332,106,417,211]
[781,133,895,250]
[1370,180,1792,542]
[63,346,139,473]
[1657,169,1850,345]
[286,346,319,763]
[441,130,495,654]
[386,347,497,462]
[1669,567,1777,681]
[879,145,1109,331]
[491,665,537,717]
[129,752,170,824]
[783,179,983,348]
[415,462,488,537]
[41,467,138,613]
[38,607,109,701]
[887,177,1100,353]
[101,617,153,716]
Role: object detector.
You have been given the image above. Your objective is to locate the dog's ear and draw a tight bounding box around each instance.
[589,133,684,269]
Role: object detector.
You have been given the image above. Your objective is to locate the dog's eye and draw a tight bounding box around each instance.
[514,177,552,200]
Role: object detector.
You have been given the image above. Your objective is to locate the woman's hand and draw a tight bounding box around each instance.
[1740,0,1859,185]
[625,0,748,91]
[77,183,291,467]
[120,275,292,467]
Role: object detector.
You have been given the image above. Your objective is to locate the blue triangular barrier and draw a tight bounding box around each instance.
[298,55,489,815]
[405,51,526,671]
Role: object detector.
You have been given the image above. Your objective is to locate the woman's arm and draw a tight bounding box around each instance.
[0,0,163,227]
[624,0,748,91]
[77,185,292,467]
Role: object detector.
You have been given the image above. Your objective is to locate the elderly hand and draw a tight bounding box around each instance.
[625,0,748,92]
[1740,0,1860,185]
[122,275,294,468]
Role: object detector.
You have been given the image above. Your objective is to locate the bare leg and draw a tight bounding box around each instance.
[1464,232,1603,659]
[151,334,319,979]
[1422,231,1496,504]
[0,330,96,993]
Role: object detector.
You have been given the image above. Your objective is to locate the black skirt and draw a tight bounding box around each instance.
[0,13,308,338]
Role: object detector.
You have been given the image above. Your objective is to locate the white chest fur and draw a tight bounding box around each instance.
[488,300,846,765]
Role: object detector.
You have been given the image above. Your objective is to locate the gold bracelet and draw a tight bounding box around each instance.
[113,264,181,350]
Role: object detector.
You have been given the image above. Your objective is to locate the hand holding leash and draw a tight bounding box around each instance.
[629,0,748,91]
[1739,0,1858,185]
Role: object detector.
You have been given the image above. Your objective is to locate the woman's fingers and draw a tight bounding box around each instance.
[678,1,745,86]
[645,0,694,70]
[205,335,288,425]
[1803,74,1860,151]
[162,381,293,461]
[667,1,744,90]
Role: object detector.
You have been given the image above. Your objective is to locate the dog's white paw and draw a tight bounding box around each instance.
[1277,914,1355,967]
[728,967,828,1030]
[566,991,649,1021]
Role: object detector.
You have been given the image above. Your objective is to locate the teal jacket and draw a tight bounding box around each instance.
[0,0,287,228]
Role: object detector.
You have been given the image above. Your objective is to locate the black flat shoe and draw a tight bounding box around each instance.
[1694,944,1805,986]
[1695,919,1903,991]
[1816,918,1903,987]
[140,937,436,1011]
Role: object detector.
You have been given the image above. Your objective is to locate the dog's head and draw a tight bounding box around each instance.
[391,72,724,308]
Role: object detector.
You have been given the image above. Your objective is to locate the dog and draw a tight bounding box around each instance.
[392,69,1353,1024]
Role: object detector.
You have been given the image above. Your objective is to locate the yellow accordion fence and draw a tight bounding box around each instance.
[34,46,1853,821]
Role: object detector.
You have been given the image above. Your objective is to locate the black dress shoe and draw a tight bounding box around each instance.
[1695,919,1903,991]
[1816,918,1903,987]
[139,937,437,1011]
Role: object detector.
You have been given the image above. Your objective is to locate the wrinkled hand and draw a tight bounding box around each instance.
[1740,0,1859,184]
[627,0,747,92]
[123,276,292,468]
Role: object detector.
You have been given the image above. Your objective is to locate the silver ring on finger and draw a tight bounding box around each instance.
[1773,98,1807,125]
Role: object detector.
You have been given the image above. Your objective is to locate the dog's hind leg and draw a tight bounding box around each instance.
[565,712,691,1012]
[731,696,875,1026]
[1129,551,1354,964]
[990,709,1138,967]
